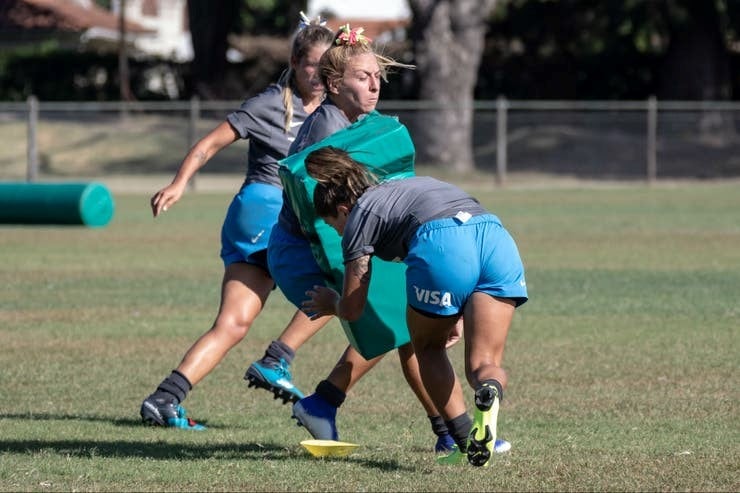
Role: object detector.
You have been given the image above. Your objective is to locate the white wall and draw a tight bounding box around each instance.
[307,0,410,20]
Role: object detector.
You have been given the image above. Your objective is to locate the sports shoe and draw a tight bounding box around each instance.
[140,396,206,430]
[467,384,499,467]
[436,444,467,465]
[245,358,304,404]
[291,393,338,440]
[436,439,512,464]
[435,433,456,453]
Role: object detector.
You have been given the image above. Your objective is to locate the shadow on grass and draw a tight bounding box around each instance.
[0,438,413,471]
[0,412,233,429]
[0,438,290,460]
[0,413,414,471]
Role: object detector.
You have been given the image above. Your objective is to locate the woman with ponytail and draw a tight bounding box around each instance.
[302,146,528,467]
[139,15,334,430]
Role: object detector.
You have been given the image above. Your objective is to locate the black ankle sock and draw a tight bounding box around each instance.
[445,412,472,451]
[480,379,504,402]
[262,340,295,365]
[315,379,345,408]
[154,370,192,404]
[429,415,449,437]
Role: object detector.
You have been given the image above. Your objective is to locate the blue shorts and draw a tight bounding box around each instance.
[220,182,282,271]
[404,214,528,316]
[267,221,328,309]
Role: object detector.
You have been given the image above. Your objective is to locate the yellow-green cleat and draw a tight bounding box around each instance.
[436,439,511,465]
[436,444,467,465]
[467,384,500,467]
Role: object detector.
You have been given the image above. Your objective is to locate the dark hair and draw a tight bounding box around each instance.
[305,146,378,217]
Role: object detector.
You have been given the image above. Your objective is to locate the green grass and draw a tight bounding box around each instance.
[1,182,738,492]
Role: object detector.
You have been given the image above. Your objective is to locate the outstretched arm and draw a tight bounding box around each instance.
[150,121,239,217]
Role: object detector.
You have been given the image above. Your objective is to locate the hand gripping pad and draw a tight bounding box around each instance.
[279,111,415,359]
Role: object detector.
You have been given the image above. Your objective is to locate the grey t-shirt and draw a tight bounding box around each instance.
[278,99,352,235]
[342,176,487,263]
[226,83,308,188]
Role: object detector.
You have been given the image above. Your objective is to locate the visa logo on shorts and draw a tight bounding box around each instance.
[413,286,452,307]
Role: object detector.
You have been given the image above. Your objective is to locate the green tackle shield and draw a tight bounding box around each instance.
[279,112,414,359]
[0,182,115,227]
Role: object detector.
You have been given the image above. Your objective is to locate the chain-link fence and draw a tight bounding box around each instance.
[1,98,738,185]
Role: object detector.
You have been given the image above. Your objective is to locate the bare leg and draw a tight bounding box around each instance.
[325,344,384,392]
[405,306,467,421]
[462,292,515,466]
[142,262,274,428]
[463,292,515,390]
[291,343,382,440]
[396,341,441,416]
[177,262,274,385]
[275,309,333,352]
[245,302,333,403]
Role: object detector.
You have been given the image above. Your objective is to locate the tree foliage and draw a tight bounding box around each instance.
[407,0,497,170]
[477,0,739,100]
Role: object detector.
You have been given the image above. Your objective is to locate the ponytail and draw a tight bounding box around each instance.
[280,13,334,133]
[305,147,377,217]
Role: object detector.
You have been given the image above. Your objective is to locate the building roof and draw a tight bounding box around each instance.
[0,0,149,33]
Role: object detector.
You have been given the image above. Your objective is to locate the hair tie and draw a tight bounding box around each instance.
[298,10,327,29]
[335,24,372,46]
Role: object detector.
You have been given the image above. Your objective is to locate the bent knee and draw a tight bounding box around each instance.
[212,315,254,341]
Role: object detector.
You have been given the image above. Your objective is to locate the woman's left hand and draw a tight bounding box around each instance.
[302,285,341,320]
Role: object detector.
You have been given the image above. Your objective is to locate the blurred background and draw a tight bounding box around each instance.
[1,0,739,184]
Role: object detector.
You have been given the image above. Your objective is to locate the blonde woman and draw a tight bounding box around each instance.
[247,25,508,454]
[140,16,334,429]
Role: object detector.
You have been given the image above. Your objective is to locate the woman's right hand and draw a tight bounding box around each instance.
[150,182,186,217]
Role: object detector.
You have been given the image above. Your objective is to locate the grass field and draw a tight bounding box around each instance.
[1,180,738,492]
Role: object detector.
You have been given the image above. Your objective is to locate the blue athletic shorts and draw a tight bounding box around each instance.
[267,221,328,309]
[220,182,282,271]
[404,214,528,316]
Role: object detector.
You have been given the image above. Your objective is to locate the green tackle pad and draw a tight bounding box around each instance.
[279,111,414,359]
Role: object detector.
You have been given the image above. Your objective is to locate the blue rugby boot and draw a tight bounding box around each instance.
[140,395,206,431]
[245,358,304,404]
[435,433,456,453]
[467,384,500,467]
[291,393,338,440]
[494,438,512,453]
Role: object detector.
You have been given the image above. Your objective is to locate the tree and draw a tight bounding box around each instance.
[117,0,133,102]
[407,0,498,171]
[186,0,304,99]
[187,0,241,99]
[658,1,732,100]
[477,0,738,101]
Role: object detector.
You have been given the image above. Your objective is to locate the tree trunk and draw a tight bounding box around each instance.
[659,2,731,101]
[187,0,239,100]
[658,1,734,141]
[117,0,133,102]
[408,0,497,171]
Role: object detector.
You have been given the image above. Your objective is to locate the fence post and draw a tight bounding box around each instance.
[496,95,508,186]
[187,95,200,191]
[27,95,39,182]
[646,96,657,184]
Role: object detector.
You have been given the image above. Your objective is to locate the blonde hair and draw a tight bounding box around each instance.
[278,21,334,133]
[319,25,415,91]
[305,146,378,217]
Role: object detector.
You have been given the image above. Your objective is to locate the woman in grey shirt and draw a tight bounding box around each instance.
[302,146,528,467]
[139,18,334,430]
